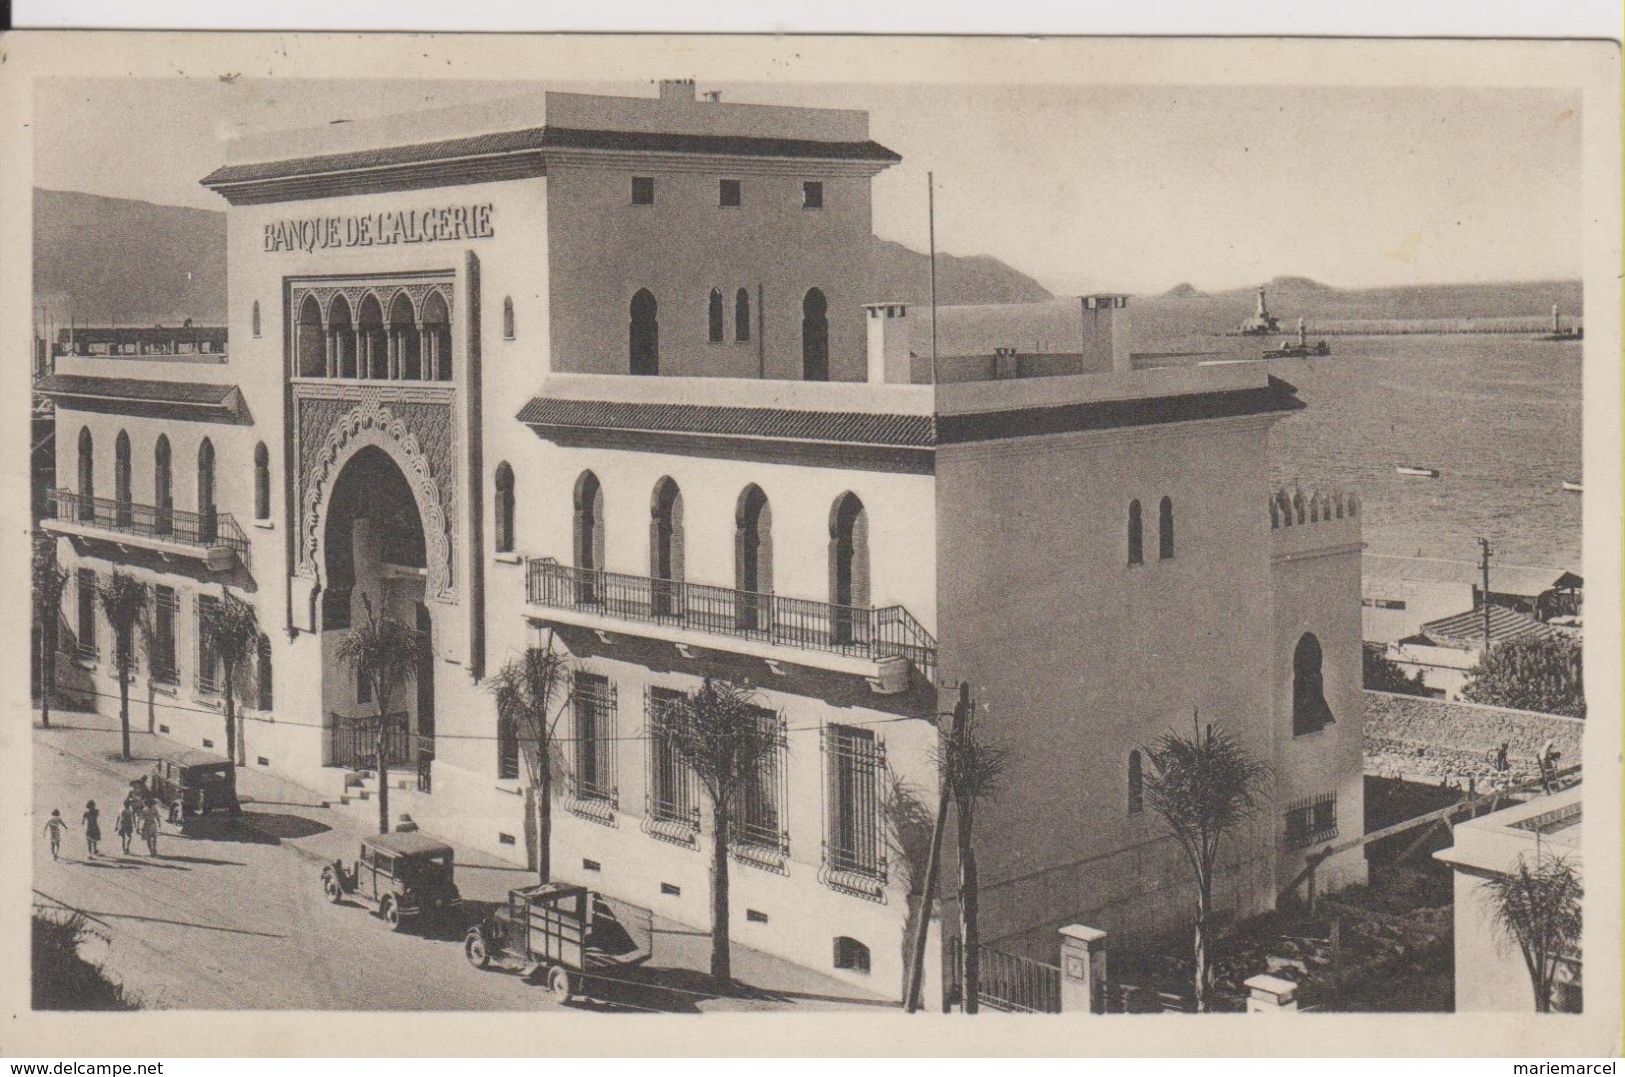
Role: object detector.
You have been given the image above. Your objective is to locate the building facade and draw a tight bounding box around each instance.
[38,80,1364,1003]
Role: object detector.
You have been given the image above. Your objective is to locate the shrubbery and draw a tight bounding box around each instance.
[32,911,136,1010]
[1463,634,1585,719]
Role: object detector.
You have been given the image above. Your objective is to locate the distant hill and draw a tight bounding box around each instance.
[1160,282,1208,300]
[34,188,228,327]
[870,238,1054,305]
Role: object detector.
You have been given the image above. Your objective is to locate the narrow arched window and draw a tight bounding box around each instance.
[114,430,132,527]
[1127,499,1143,566]
[251,300,261,338]
[1158,496,1174,560]
[296,294,324,377]
[573,471,605,603]
[328,293,356,378]
[76,427,95,523]
[494,462,515,554]
[802,288,829,381]
[650,477,685,617]
[197,438,217,543]
[388,291,421,380]
[357,293,386,379]
[1292,632,1334,736]
[630,289,659,376]
[829,493,869,645]
[735,484,773,631]
[708,288,725,344]
[154,435,173,536]
[503,296,516,341]
[254,442,270,521]
[421,288,451,381]
[735,288,752,343]
[1127,749,1144,815]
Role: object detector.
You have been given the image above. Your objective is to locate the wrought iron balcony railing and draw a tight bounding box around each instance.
[45,488,251,571]
[525,557,936,681]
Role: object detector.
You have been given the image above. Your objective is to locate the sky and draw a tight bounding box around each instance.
[34,77,1583,295]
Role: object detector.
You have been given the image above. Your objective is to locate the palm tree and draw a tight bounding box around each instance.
[32,538,69,729]
[1141,712,1267,1012]
[335,594,421,835]
[662,678,783,982]
[488,630,573,885]
[199,590,261,769]
[97,573,149,761]
[1483,854,1583,1012]
[939,688,1007,1014]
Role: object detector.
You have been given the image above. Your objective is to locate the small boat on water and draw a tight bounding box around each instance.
[1562,480,1583,494]
[1396,465,1440,478]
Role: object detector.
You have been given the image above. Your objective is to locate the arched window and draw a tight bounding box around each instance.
[357,293,386,379]
[802,288,829,381]
[296,294,325,377]
[735,288,752,343]
[75,427,94,523]
[573,471,605,603]
[650,477,685,616]
[154,435,172,536]
[1292,632,1335,736]
[1127,499,1143,566]
[114,430,132,527]
[494,462,515,554]
[327,293,356,378]
[254,442,270,521]
[1158,496,1175,560]
[503,296,516,341]
[388,291,421,380]
[630,289,659,376]
[708,288,725,344]
[735,484,773,630]
[251,300,261,338]
[256,634,273,711]
[197,438,217,543]
[829,492,869,644]
[421,288,451,381]
[1127,749,1144,815]
[833,936,871,974]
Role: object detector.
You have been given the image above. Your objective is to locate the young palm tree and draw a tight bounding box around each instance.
[32,539,70,729]
[1483,854,1583,1012]
[199,590,261,768]
[1141,712,1267,1012]
[335,594,421,835]
[663,678,783,983]
[97,573,149,761]
[939,689,1007,1014]
[488,630,573,885]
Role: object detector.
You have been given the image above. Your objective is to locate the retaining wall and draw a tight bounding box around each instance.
[1362,690,1582,783]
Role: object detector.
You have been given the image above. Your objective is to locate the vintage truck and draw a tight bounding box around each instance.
[463,883,652,1003]
[321,832,464,932]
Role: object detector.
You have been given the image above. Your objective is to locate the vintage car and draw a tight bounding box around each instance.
[321,832,463,932]
[149,749,241,828]
[464,883,652,1003]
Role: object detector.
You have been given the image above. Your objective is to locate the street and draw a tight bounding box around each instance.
[32,710,892,1013]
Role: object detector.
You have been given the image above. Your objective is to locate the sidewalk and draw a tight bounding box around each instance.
[33,705,896,1012]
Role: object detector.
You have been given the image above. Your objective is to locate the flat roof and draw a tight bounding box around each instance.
[365,832,454,857]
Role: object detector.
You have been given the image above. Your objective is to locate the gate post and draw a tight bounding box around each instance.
[1058,924,1108,1013]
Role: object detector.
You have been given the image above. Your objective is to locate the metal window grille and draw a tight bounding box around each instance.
[75,569,97,660]
[734,708,789,860]
[571,672,618,807]
[644,687,699,841]
[152,586,178,683]
[822,724,887,888]
[1285,791,1338,850]
[496,710,519,781]
[196,595,222,696]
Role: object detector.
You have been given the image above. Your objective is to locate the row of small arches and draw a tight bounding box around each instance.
[1126,497,1174,566]
[293,287,453,381]
[1270,488,1359,529]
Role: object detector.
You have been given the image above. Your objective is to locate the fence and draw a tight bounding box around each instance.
[330,713,428,782]
[945,938,1063,1013]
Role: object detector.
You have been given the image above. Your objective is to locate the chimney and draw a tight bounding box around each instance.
[659,79,696,103]
[702,90,723,104]
[994,346,1020,380]
[864,302,911,384]
[1080,294,1133,373]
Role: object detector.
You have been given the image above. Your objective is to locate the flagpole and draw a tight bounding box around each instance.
[928,171,938,385]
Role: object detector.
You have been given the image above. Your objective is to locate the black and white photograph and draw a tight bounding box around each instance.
[1,28,1618,1059]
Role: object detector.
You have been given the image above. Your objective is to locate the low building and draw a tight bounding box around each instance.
[1386,604,1557,700]
[1362,555,1582,644]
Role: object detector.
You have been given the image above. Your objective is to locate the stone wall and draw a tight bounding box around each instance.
[1363,690,1582,783]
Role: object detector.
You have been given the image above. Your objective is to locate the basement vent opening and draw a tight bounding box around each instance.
[158,725,170,734]
[498,832,516,845]
[583,859,602,872]
[746,909,768,924]
[202,739,214,749]
[257,757,270,767]
[660,882,681,897]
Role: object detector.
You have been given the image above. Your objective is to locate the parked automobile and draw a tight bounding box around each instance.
[463,883,652,1003]
[149,749,240,828]
[321,832,463,932]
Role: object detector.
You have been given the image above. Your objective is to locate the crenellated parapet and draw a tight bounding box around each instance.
[1270,486,1359,529]
[1269,485,1362,563]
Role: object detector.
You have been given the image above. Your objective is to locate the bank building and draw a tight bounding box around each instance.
[39,80,1366,1003]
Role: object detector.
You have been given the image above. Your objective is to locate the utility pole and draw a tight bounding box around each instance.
[903,680,971,1013]
[1478,538,1493,651]
[928,171,938,385]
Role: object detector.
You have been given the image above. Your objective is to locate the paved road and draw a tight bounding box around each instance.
[32,716,893,1013]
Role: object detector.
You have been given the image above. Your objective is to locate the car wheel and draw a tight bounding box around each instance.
[464,929,491,970]
[381,898,403,931]
[323,875,343,904]
[546,964,574,1004]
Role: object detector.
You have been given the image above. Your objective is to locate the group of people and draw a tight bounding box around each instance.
[43,779,163,861]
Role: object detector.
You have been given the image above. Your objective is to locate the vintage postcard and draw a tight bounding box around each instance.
[0,31,1618,1057]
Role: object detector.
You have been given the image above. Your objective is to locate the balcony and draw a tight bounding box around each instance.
[524,557,936,684]
[43,489,251,572]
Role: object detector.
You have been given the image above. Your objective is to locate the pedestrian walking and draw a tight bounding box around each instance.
[115,804,136,855]
[81,800,101,858]
[1494,741,1509,773]
[44,809,67,860]
[140,800,161,857]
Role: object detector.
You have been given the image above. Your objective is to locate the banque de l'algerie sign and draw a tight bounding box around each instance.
[263,202,494,253]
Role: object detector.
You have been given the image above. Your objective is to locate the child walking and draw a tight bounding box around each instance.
[140,800,161,857]
[115,803,136,855]
[44,810,67,860]
[81,800,101,858]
